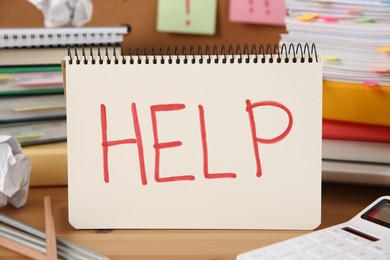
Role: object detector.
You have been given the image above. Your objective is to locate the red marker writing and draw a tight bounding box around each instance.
[186,0,191,26]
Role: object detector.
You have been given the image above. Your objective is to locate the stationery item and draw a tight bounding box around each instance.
[0,26,130,48]
[237,196,390,259]
[0,94,66,124]
[229,0,287,26]
[282,0,390,86]
[322,80,390,127]
[157,0,217,35]
[322,139,390,164]
[64,43,322,229]
[44,196,57,260]
[23,142,67,187]
[322,160,390,186]
[0,198,108,259]
[0,46,122,66]
[323,120,390,143]
[0,68,64,96]
[0,119,67,146]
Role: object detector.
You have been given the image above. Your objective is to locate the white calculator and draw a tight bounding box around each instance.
[237,196,390,260]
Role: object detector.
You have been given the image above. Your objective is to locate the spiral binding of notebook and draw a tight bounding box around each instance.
[66,43,319,65]
[0,26,130,48]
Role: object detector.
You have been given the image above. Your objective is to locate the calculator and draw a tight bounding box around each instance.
[237,196,390,259]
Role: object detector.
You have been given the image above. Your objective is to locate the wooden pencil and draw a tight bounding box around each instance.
[44,196,58,260]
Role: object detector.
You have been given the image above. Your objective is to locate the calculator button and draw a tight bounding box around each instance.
[284,251,312,260]
[327,238,357,253]
[328,254,354,260]
[345,234,370,246]
[265,243,295,257]
[237,249,274,260]
[347,247,380,260]
[325,228,349,238]
[305,244,337,259]
[367,241,390,256]
[287,237,317,250]
[307,231,337,244]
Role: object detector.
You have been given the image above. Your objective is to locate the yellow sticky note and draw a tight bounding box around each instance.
[297,14,318,22]
[322,55,340,62]
[0,74,11,81]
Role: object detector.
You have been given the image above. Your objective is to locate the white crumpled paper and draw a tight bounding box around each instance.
[0,136,31,208]
[28,0,93,27]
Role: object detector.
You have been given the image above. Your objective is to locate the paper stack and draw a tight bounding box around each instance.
[281,0,390,186]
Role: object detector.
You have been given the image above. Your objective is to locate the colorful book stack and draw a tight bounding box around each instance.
[0,26,128,146]
[281,0,390,186]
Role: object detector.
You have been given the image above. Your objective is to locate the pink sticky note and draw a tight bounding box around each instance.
[318,15,339,22]
[229,0,286,26]
[363,81,379,87]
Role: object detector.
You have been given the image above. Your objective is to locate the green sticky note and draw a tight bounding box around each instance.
[157,0,217,35]
[356,17,375,23]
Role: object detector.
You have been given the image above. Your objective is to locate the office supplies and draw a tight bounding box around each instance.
[0,26,129,48]
[322,81,390,127]
[64,43,322,229]
[0,120,67,146]
[237,195,390,259]
[0,46,123,66]
[0,68,63,96]
[0,197,109,260]
[282,0,390,86]
[23,142,68,187]
[322,120,390,143]
[322,159,390,186]
[229,0,286,26]
[157,0,217,35]
[0,94,66,123]
[322,139,390,164]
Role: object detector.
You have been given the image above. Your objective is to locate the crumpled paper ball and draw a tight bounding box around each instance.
[0,136,31,208]
[28,0,93,27]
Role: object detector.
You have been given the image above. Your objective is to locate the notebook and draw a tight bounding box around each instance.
[64,43,323,229]
[0,26,130,48]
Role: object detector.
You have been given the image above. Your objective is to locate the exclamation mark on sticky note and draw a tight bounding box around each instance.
[249,0,254,13]
[265,0,270,15]
[186,0,191,26]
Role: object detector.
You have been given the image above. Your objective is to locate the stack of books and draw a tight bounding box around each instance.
[281,0,390,186]
[0,26,128,146]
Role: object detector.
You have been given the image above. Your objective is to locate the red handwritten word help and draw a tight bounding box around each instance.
[100,100,293,184]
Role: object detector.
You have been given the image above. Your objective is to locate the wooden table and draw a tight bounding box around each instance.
[0,183,388,259]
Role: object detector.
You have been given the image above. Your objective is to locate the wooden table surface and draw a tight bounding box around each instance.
[0,183,389,260]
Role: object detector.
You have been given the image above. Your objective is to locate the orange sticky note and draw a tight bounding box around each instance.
[378,46,390,52]
[297,14,318,22]
[372,68,390,73]
[347,9,362,14]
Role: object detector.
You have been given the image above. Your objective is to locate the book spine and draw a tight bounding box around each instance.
[323,80,390,126]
